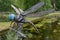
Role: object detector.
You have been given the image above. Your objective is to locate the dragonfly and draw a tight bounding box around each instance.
[9,2,55,40]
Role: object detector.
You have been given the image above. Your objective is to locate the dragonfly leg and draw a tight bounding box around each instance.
[17,23,23,32]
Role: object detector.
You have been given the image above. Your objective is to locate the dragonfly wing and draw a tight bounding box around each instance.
[19,8,24,13]
[26,9,55,17]
[22,2,44,16]
[11,5,20,15]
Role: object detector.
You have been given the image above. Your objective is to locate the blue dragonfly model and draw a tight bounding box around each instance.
[8,2,55,40]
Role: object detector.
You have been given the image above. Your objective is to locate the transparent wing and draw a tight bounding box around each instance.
[19,8,24,14]
[22,2,44,15]
[11,5,21,15]
[26,9,55,17]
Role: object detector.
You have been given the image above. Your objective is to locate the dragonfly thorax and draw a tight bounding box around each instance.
[14,15,25,23]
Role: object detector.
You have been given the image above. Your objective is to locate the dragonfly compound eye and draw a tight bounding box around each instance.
[8,14,15,20]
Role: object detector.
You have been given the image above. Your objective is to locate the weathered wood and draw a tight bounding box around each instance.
[0,12,60,34]
[0,17,41,32]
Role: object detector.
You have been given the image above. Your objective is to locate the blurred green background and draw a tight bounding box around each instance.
[0,0,60,11]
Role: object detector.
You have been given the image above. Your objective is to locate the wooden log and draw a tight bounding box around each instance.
[0,12,60,34]
[0,17,41,33]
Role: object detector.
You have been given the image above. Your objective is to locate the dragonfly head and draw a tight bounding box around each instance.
[8,13,15,20]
